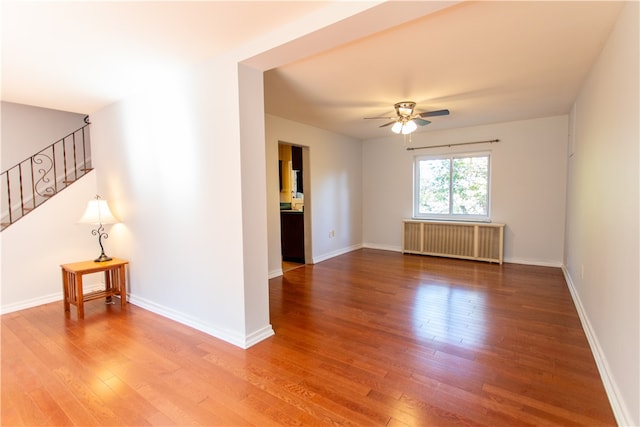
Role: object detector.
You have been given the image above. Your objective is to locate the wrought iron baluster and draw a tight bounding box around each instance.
[82,127,87,173]
[30,157,36,210]
[62,136,68,187]
[52,144,58,194]
[5,170,13,226]
[19,162,26,217]
[33,148,54,198]
[72,132,78,181]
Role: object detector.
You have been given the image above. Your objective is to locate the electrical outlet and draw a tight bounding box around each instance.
[329,229,336,238]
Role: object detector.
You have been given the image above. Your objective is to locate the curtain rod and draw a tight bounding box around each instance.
[406,139,500,151]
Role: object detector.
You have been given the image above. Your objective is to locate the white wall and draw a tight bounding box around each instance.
[1,103,99,313]
[1,171,99,313]
[363,116,568,266]
[564,2,639,425]
[1,102,87,171]
[89,56,275,348]
[265,114,363,277]
[239,63,272,338]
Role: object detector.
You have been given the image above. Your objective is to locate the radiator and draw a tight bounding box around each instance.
[402,220,505,264]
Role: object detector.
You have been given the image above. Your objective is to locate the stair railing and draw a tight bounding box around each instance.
[1,123,92,231]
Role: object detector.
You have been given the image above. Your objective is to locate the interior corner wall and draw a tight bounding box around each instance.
[265,114,363,277]
[362,115,569,266]
[238,63,273,343]
[89,57,256,348]
[564,2,639,424]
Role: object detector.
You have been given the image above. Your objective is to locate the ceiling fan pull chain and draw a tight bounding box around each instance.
[403,132,412,147]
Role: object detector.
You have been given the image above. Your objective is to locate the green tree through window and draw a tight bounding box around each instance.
[414,153,490,220]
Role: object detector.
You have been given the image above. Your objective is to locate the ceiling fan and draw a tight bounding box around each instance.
[365,101,450,134]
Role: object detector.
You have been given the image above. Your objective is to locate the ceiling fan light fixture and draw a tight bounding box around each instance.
[402,120,417,134]
[365,101,449,138]
[394,101,416,118]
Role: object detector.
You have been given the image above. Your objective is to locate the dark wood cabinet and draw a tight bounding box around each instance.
[291,146,302,171]
[280,211,304,263]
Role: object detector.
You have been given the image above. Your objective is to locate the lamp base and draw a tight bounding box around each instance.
[94,254,112,263]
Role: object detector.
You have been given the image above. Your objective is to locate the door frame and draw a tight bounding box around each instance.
[277,141,312,264]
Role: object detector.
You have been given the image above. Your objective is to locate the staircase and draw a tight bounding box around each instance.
[1,123,92,231]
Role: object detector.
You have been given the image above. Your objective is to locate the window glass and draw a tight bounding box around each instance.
[417,157,450,215]
[414,152,490,220]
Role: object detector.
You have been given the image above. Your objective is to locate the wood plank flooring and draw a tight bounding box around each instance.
[282,261,305,273]
[2,249,616,426]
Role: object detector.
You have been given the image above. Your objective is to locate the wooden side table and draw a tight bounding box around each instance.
[61,258,128,319]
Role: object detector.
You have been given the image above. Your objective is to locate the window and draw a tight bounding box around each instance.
[413,152,490,221]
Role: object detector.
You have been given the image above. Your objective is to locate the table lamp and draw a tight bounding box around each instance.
[78,195,118,262]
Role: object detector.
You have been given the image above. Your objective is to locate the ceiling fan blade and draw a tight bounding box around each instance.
[414,118,431,126]
[419,109,450,118]
[379,121,396,128]
[364,116,395,120]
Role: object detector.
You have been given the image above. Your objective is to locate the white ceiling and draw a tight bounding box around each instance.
[264,1,625,139]
[1,1,330,112]
[2,1,625,141]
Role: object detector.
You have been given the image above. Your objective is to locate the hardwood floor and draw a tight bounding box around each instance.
[282,260,305,273]
[2,249,616,426]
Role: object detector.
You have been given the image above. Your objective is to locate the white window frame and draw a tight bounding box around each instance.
[413,151,491,222]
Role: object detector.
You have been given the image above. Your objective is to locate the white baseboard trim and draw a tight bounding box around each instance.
[1,292,62,315]
[268,268,284,279]
[326,245,564,269]
[362,243,402,252]
[128,293,274,349]
[312,243,363,264]
[358,247,564,268]
[244,325,276,348]
[503,257,563,268]
[0,283,105,315]
[562,266,633,426]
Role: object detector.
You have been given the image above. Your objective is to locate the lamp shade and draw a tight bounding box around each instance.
[78,197,118,225]
[402,120,417,134]
[391,120,418,135]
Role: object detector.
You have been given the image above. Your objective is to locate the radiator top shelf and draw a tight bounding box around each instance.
[404,219,505,227]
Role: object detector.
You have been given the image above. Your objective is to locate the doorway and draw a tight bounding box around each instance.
[278,143,310,272]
